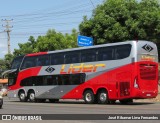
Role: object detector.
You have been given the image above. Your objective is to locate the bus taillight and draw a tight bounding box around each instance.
[134,76,139,89]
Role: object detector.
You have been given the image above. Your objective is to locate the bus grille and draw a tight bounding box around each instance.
[140,64,156,80]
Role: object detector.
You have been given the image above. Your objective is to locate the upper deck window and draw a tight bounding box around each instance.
[65,51,80,64]
[51,53,64,65]
[36,55,50,66]
[20,56,37,70]
[98,47,114,61]
[81,49,97,62]
[11,56,24,69]
[115,44,131,60]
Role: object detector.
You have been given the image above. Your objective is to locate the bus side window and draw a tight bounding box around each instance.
[51,53,64,65]
[46,75,57,85]
[21,56,37,69]
[115,44,131,59]
[65,52,80,64]
[98,47,114,61]
[37,55,50,66]
[81,49,97,62]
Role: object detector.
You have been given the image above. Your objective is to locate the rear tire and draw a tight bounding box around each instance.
[97,90,109,104]
[19,91,27,102]
[83,90,95,104]
[28,91,36,102]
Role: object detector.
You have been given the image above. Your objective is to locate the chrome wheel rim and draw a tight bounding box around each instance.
[86,93,92,102]
[100,93,107,102]
[20,93,25,100]
[30,93,35,100]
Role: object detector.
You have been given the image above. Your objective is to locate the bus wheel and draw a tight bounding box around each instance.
[28,91,36,102]
[49,99,59,103]
[19,91,27,102]
[97,90,109,104]
[83,90,95,104]
[120,99,133,105]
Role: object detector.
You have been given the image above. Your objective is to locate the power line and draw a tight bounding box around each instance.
[0,2,91,19]
[89,0,95,9]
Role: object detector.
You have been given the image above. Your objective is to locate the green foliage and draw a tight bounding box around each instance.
[13,29,78,56]
[0,54,14,76]
[79,0,160,45]
[13,36,36,56]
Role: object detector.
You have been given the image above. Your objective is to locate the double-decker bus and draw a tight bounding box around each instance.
[7,40,159,104]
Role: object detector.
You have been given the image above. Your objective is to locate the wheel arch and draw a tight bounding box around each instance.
[96,87,108,95]
[83,88,94,95]
[27,89,35,96]
[18,89,26,97]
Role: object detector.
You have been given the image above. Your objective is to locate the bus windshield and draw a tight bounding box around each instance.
[11,56,24,69]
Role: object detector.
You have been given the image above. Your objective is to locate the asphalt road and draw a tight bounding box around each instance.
[0,97,160,123]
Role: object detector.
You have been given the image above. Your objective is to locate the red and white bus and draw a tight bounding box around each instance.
[7,40,159,104]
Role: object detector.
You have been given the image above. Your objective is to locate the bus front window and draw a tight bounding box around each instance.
[11,56,24,69]
[8,78,16,86]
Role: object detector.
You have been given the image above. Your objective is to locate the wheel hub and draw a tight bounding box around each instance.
[86,93,92,102]
[100,93,107,102]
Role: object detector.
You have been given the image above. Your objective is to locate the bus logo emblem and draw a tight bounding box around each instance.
[45,66,55,73]
[142,44,153,52]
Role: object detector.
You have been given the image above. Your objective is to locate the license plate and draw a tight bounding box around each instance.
[146,94,151,96]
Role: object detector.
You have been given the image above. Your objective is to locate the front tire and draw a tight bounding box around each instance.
[19,91,27,102]
[83,90,95,104]
[97,90,109,104]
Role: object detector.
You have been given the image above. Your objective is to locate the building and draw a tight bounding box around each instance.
[0,79,8,89]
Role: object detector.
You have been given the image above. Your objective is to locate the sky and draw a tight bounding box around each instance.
[0,0,104,59]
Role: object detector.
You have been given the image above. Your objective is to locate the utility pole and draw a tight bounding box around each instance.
[2,19,13,54]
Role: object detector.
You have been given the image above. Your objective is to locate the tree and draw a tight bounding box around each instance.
[4,54,14,69]
[34,29,78,52]
[79,0,160,46]
[13,36,36,56]
[0,54,14,76]
[13,29,78,57]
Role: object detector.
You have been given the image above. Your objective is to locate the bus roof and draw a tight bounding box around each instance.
[26,40,155,57]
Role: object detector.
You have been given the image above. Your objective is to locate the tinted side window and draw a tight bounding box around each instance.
[44,76,58,85]
[36,55,50,66]
[20,77,33,86]
[65,52,80,64]
[60,75,70,85]
[51,53,64,65]
[81,49,97,62]
[98,47,114,61]
[115,44,131,59]
[70,73,85,85]
[20,56,37,70]
[20,74,86,86]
